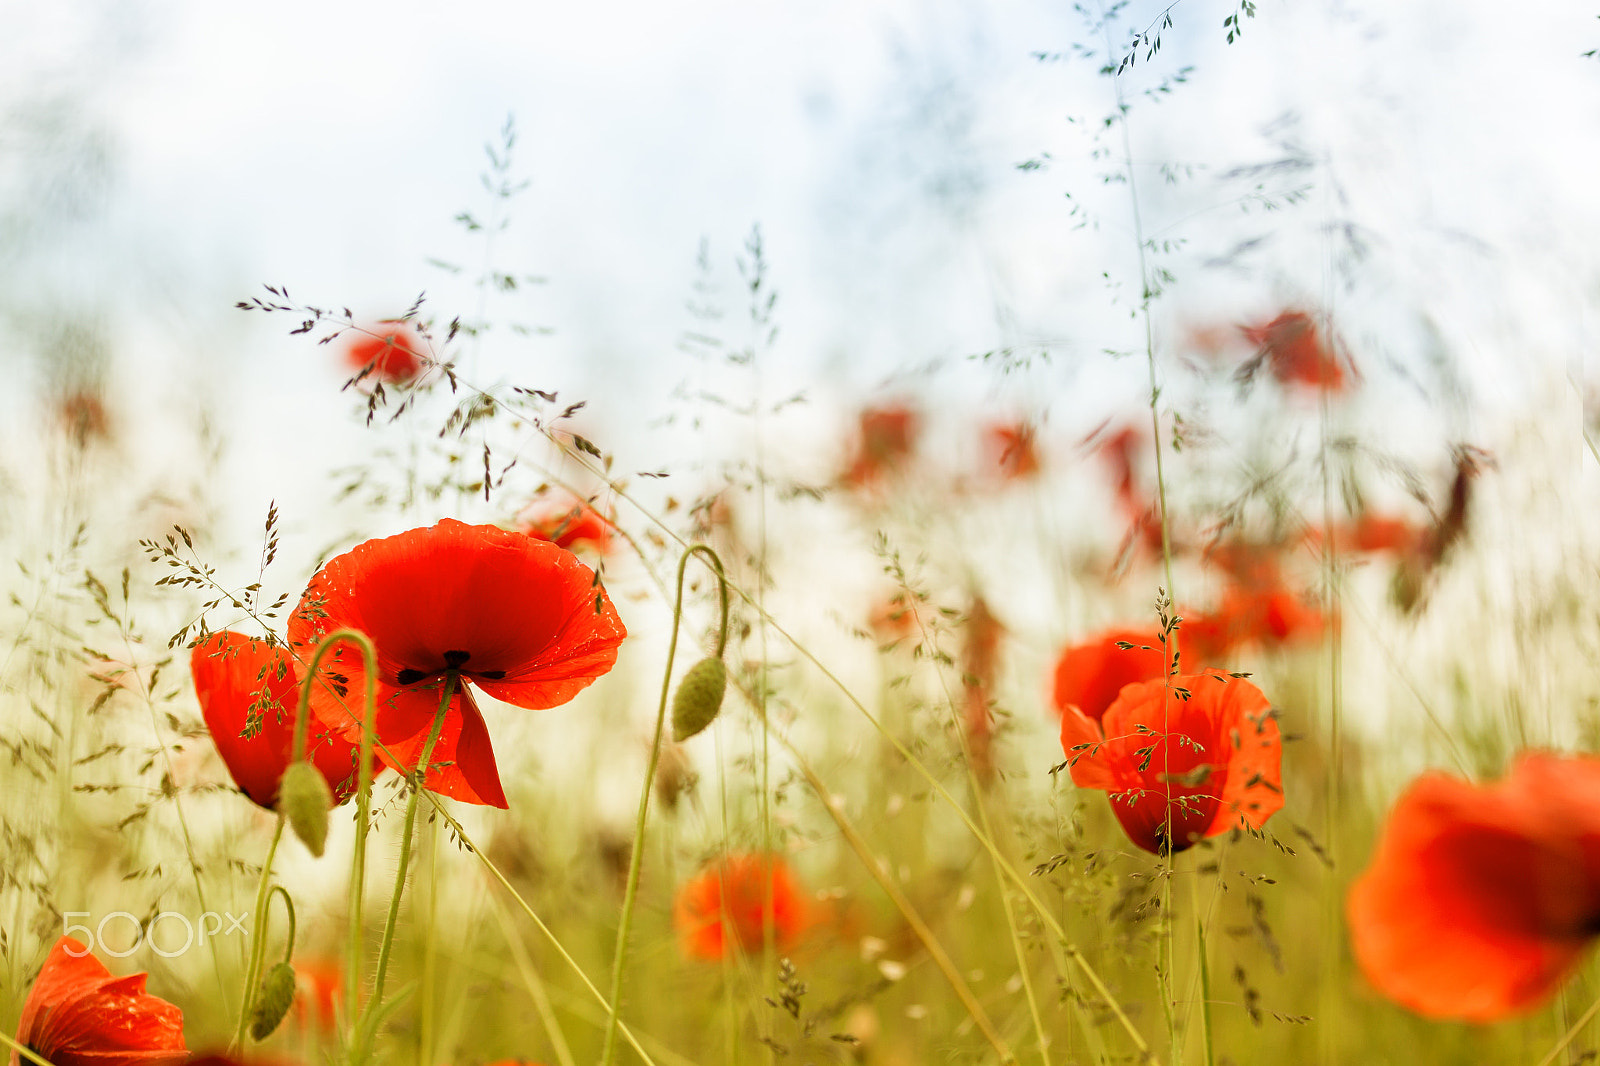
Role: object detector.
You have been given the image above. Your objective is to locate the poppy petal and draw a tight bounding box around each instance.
[13,937,187,1066]
[366,683,508,809]
[1348,755,1600,1021]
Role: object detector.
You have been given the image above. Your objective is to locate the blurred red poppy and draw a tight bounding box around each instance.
[11,936,187,1066]
[1059,672,1282,855]
[288,519,627,808]
[292,958,342,1031]
[1051,629,1168,724]
[1347,753,1600,1021]
[842,404,919,488]
[1240,310,1349,393]
[984,421,1041,481]
[344,321,425,385]
[961,597,1004,783]
[191,632,370,808]
[674,854,809,961]
[515,490,615,554]
[1188,585,1325,663]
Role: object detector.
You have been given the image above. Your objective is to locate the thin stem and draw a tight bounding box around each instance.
[600,545,727,1066]
[487,892,578,1066]
[267,884,297,964]
[289,627,379,1026]
[550,449,1154,1059]
[371,671,458,1008]
[418,790,664,1066]
[0,1028,56,1066]
[1538,991,1600,1066]
[232,816,285,1050]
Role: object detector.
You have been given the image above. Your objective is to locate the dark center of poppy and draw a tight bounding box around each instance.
[395,650,505,686]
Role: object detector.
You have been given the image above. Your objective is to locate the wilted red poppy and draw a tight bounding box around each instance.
[515,490,615,554]
[11,936,187,1066]
[288,519,627,808]
[1050,628,1168,724]
[191,632,370,808]
[1347,753,1600,1021]
[842,404,920,488]
[344,321,425,385]
[984,421,1041,481]
[1059,671,1282,854]
[1240,310,1349,393]
[674,854,809,961]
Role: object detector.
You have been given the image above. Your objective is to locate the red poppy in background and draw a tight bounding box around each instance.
[1186,585,1326,664]
[842,404,920,488]
[344,321,425,385]
[11,936,187,1066]
[674,854,809,961]
[962,596,1005,784]
[191,632,371,808]
[1347,753,1600,1021]
[1059,671,1282,854]
[1051,628,1168,724]
[515,490,615,554]
[1240,310,1350,393]
[984,420,1041,481]
[288,519,627,809]
[292,958,342,1031]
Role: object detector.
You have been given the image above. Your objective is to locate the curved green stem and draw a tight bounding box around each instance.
[600,545,727,1066]
[231,815,285,1050]
[290,627,380,1030]
[267,884,297,965]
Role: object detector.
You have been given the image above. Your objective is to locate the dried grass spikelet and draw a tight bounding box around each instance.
[249,962,298,1040]
[279,761,333,857]
[671,657,727,742]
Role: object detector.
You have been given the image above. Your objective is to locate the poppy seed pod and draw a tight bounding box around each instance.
[672,657,727,742]
[249,961,298,1040]
[279,760,333,857]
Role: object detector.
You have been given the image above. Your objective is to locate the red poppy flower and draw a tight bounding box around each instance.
[1347,753,1600,1021]
[1050,628,1168,724]
[287,519,627,808]
[962,597,1004,783]
[1240,310,1350,393]
[292,958,342,1030]
[674,854,809,961]
[984,421,1041,481]
[191,632,370,808]
[11,936,187,1066]
[515,490,615,554]
[343,321,425,385]
[1059,672,1282,855]
[1188,585,1325,662]
[842,404,920,488]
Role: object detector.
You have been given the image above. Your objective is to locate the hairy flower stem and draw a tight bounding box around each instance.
[292,628,380,1030]
[231,816,285,1050]
[600,545,728,1066]
[371,671,458,1009]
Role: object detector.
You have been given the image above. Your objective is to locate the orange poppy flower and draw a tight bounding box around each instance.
[1188,585,1325,661]
[191,632,370,809]
[1050,629,1168,724]
[515,490,615,554]
[344,321,425,385]
[287,520,627,808]
[291,957,343,1030]
[1059,672,1282,855]
[984,421,1041,481]
[842,404,920,488]
[1240,310,1349,393]
[674,854,809,961]
[11,936,187,1066]
[1347,753,1600,1021]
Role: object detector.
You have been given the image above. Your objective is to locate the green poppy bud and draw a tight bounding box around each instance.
[279,760,333,857]
[250,961,298,1041]
[671,657,727,742]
